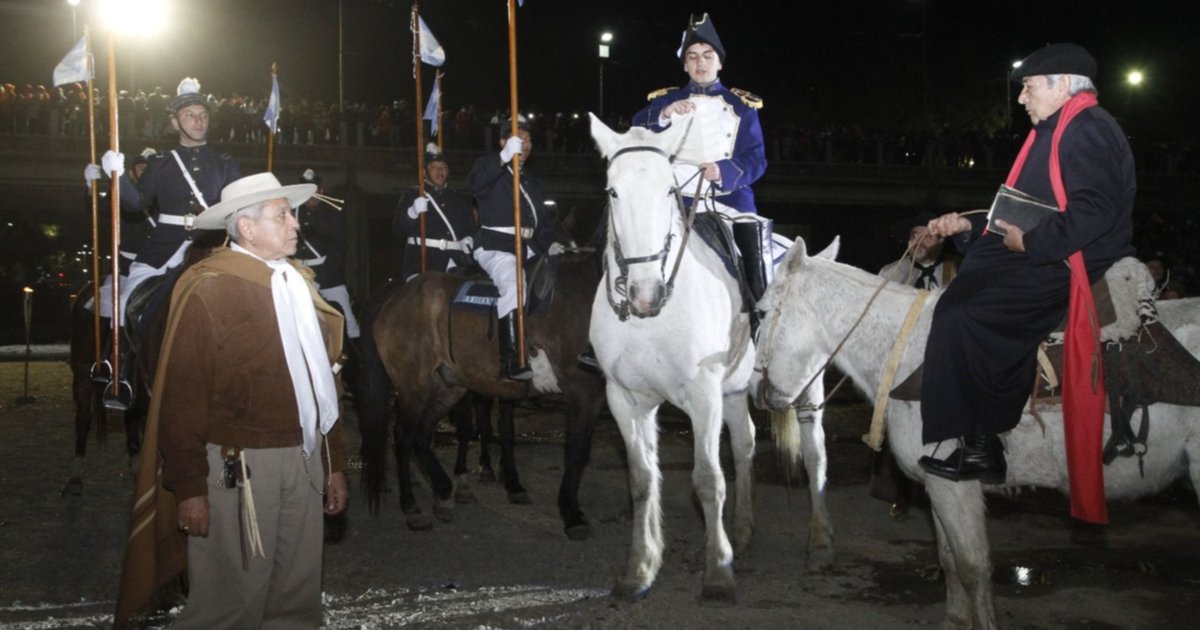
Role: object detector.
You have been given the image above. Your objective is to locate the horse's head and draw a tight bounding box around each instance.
[590,112,692,318]
[751,236,841,410]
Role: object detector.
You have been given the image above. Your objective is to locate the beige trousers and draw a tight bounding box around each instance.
[175,444,326,629]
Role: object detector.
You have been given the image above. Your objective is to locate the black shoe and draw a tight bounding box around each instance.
[918,433,1007,485]
[577,347,600,372]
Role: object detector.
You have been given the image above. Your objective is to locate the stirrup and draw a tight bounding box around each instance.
[103,380,135,411]
[577,350,600,372]
[503,362,534,382]
[90,360,113,385]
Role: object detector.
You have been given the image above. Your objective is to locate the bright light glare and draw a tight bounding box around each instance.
[100,0,168,36]
[67,0,82,7]
[600,32,614,43]
[1127,70,1144,86]
[1011,60,1023,69]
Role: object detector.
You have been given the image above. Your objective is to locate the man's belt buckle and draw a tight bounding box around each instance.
[183,213,197,231]
[520,228,533,239]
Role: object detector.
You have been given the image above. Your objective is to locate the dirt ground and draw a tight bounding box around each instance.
[2,361,1200,629]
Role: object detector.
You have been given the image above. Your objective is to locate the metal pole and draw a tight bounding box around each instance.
[598,62,604,120]
[17,288,36,404]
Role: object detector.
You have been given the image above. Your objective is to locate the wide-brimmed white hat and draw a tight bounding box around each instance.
[195,172,316,230]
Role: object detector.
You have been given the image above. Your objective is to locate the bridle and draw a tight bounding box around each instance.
[602,131,705,321]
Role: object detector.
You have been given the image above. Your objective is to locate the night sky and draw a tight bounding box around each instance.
[2,0,1197,136]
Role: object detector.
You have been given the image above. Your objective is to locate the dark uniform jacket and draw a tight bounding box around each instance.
[119,144,241,268]
[393,181,477,278]
[633,80,766,215]
[920,104,1135,443]
[295,200,347,289]
[467,153,555,255]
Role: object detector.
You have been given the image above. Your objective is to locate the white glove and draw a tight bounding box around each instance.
[461,236,474,252]
[101,150,125,178]
[548,242,566,256]
[499,136,524,163]
[84,164,102,185]
[406,196,429,220]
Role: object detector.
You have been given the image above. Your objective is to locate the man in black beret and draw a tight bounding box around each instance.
[916,42,1134,521]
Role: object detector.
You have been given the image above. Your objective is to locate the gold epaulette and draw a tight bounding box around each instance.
[646,87,677,101]
[730,88,763,110]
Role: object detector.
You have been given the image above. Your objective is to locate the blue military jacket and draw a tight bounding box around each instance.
[119,144,241,268]
[466,153,555,255]
[295,200,347,288]
[632,80,766,214]
[393,182,478,278]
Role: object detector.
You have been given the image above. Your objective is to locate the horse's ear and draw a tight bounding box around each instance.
[589,113,618,159]
[813,236,840,262]
[781,237,808,275]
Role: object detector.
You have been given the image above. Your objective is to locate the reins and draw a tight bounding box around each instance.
[602,120,706,321]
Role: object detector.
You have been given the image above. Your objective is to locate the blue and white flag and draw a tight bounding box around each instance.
[414,16,445,67]
[263,74,281,134]
[53,33,91,87]
[423,76,441,136]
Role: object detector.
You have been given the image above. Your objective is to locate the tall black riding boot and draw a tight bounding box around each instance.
[918,431,1007,485]
[499,314,533,382]
[732,219,775,340]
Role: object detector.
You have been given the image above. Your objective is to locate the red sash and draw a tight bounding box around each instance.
[1005,91,1108,524]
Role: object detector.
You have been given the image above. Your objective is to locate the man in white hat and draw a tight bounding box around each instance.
[116,172,349,628]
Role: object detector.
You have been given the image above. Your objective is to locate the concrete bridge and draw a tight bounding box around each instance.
[3,134,1195,298]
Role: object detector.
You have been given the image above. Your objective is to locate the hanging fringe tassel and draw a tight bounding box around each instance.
[239,455,266,561]
[312,193,344,211]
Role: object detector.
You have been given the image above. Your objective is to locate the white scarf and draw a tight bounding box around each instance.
[231,243,339,455]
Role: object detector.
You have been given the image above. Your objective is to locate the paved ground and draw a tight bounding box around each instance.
[1,362,1199,629]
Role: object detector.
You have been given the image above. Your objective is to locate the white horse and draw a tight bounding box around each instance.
[752,237,1200,629]
[588,113,831,603]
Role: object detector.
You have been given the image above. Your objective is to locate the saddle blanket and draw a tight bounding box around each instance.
[451,280,498,314]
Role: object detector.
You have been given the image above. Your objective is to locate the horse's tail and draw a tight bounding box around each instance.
[771,407,802,475]
[353,302,393,516]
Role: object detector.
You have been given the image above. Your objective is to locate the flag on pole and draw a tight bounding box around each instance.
[263,74,281,134]
[53,33,90,87]
[414,16,446,67]
[423,76,441,136]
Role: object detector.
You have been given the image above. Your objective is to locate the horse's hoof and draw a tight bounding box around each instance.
[610,581,650,602]
[433,503,455,523]
[806,548,834,572]
[507,490,532,505]
[454,478,477,504]
[564,522,592,541]
[732,526,753,555]
[477,469,497,484]
[405,513,434,531]
[61,478,83,497]
[699,582,737,606]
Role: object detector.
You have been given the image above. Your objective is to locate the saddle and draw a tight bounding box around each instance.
[691,212,755,315]
[449,254,559,316]
[890,257,1200,468]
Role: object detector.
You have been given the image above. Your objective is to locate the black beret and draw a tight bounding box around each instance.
[891,211,937,242]
[1011,43,1097,81]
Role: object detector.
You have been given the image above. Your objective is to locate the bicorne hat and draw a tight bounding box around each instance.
[676,13,725,64]
[1011,43,1097,81]
[194,173,316,231]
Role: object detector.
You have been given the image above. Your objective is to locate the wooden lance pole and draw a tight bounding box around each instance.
[84,27,102,370]
[105,31,122,400]
[506,0,527,367]
[412,3,428,272]
[266,63,277,173]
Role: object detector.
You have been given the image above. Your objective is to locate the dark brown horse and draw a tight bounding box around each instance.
[358,252,606,538]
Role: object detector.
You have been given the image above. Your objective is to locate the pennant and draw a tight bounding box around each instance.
[423,76,441,136]
[53,33,90,87]
[263,74,281,134]
[414,16,446,67]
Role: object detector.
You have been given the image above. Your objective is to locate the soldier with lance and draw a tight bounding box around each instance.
[393,143,478,281]
[293,168,361,341]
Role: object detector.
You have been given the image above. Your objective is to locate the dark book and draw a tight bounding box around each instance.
[986,184,1059,236]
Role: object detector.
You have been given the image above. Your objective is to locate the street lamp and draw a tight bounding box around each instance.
[1126,70,1144,86]
[1006,60,1022,129]
[67,0,81,42]
[598,31,613,120]
[99,0,168,138]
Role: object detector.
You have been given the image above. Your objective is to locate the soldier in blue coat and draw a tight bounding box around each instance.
[97,78,241,326]
[467,117,561,381]
[91,78,241,408]
[394,144,478,281]
[294,168,361,340]
[633,13,784,330]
